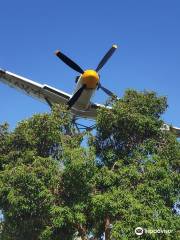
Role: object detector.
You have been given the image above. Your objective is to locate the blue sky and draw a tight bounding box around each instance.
[0,0,180,129]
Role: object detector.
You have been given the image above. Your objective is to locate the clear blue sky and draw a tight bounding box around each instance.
[0,0,180,129]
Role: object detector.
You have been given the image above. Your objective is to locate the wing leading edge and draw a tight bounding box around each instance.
[0,69,71,105]
[0,69,98,119]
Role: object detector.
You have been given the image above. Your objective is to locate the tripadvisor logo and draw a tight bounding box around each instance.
[135,227,144,236]
[135,227,173,236]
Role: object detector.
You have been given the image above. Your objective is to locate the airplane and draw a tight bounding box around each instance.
[0,45,180,136]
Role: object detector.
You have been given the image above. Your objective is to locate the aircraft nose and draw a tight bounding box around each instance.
[82,70,99,89]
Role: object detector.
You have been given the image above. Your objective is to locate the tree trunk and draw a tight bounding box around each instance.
[104,216,111,240]
[77,225,88,240]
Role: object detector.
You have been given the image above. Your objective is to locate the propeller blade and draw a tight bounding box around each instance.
[98,83,116,97]
[68,84,86,108]
[75,76,80,83]
[96,45,117,72]
[55,50,84,74]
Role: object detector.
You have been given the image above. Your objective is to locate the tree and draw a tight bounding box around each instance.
[90,90,179,239]
[0,90,179,240]
[0,105,94,240]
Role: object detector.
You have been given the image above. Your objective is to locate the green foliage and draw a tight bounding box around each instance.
[0,91,179,240]
[91,90,179,239]
[95,90,167,167]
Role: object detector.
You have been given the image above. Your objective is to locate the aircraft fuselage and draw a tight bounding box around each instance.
[73,70,99,109]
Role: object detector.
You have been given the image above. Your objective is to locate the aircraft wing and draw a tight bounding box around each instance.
[89,103,180,138]
[171,126,180,138]
[161,124,180,138]
[0,69,108,119]
[0,69,71,106]
[70,103,107,119]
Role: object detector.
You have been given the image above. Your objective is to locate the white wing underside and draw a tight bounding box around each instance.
[0,69,180,137]
[161,124,180,138]
[0,69,101,119]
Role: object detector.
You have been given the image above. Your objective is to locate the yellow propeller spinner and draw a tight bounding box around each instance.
[81,69,99,89]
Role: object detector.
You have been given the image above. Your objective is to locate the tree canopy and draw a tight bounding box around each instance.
[0,90,179,240]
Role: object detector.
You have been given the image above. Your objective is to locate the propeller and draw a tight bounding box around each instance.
[55,45,118,107]
[98,83,116,97]
[55,45,117,74]
[67,84,86,108]
[96,45,117,72]
[55,50,84,74]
